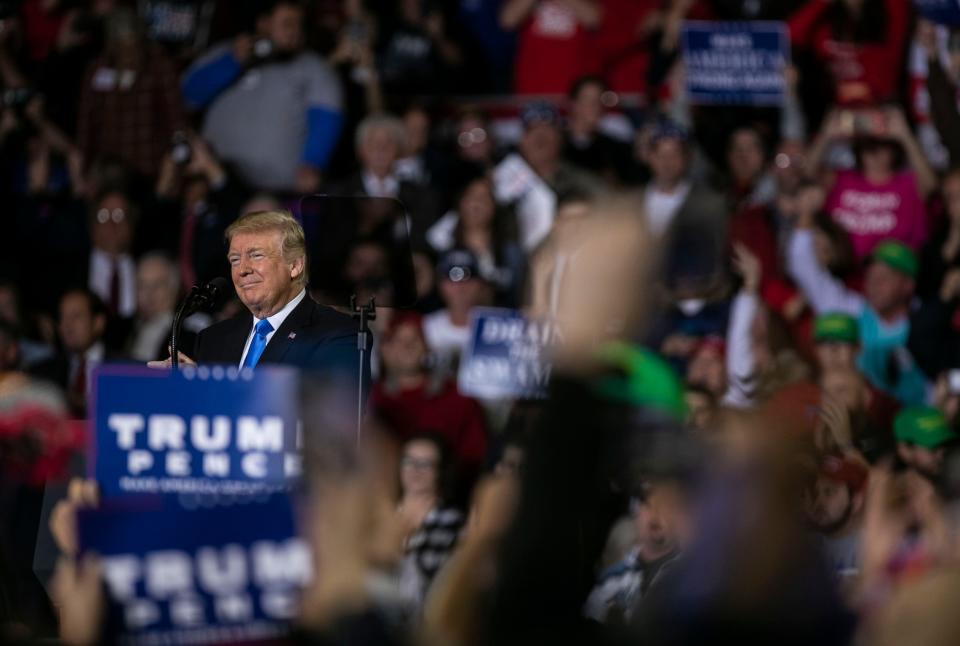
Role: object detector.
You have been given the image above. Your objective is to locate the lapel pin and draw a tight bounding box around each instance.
[288,332,297,340]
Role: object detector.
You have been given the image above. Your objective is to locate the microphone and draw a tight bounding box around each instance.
[170,277,231,370]
[186,277,231,313]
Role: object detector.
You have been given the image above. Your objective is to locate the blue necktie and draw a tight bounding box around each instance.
[242,319,274,369]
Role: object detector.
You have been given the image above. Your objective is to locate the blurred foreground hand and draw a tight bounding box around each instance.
[49,478,99,557]
[538,196,651,371]
[51,554,104,646]
[49,478,104,646]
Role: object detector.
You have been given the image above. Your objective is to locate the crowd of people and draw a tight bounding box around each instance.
[0,0,959,644]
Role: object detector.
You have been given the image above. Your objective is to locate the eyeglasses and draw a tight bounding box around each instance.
[401,456,438,470]
[96,208,127,224]
[458,127,487,148]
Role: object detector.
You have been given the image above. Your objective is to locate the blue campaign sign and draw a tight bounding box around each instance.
[914,0,960,25]
[78,496,310,645]
[682,21,789,106]
[458,308,559,400]
[90,365,301,499]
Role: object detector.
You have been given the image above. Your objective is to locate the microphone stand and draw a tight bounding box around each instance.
[170,286,203,371]
[350,294,375,446]
[170,283,224,370]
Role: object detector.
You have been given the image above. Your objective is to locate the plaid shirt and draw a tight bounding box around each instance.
[77,47,184,177]
[399,505,464,608]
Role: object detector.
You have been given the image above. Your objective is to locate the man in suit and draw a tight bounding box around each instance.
[149,210,364,383]
[30,289,121,418]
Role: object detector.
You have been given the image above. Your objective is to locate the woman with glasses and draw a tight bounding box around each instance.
[397,433,465,614]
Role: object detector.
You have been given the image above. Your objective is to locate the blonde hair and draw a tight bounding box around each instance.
[225,210,307,286]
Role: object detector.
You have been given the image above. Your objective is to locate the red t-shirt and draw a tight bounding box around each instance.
[595,0,658,94]
[514,0,600,95]
[788,0,910,105]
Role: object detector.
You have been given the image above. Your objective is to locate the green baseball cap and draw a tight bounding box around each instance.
[813,313,860,344]
[594,342,687,420]
[870,240,918,278]
[894,406,956,449]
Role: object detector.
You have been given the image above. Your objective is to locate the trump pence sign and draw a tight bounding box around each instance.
[89,365,301,499]
[78,496,310,645]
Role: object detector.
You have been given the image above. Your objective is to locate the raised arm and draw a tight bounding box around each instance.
[300,57,345,172]
[722,244,761,409]
[181,39,249,109]
[885,106,937,198]
[804,108,845,179]
[787,0,831,49]
[918,17,960,166]
[786,210,864,316]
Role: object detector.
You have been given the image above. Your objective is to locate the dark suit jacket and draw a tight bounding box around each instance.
[28,348,130,392]
[194,295,369,390]
[660,183,730,287]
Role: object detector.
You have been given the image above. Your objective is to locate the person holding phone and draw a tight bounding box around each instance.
[806,105,935,262]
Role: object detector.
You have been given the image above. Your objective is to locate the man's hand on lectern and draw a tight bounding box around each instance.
[147,348,197,369]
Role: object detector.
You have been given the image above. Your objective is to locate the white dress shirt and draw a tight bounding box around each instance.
[238,289,307,368]
[89,249,136,317]
[423,310,470,364]
[362,170,400,198]
[492,153,556,251]
[643,181,691,237]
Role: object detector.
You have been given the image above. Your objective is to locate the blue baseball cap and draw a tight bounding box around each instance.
[649,117,689,146]
[437,248,482,283]
[520,100,561,129]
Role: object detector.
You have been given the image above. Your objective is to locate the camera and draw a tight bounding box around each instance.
[170,131,192,166]
[252,38,273,61]
[838,108,889,138]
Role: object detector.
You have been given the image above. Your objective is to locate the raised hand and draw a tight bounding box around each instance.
[733,243,762,294]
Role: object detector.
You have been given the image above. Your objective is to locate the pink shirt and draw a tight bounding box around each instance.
[825,170,927,260]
